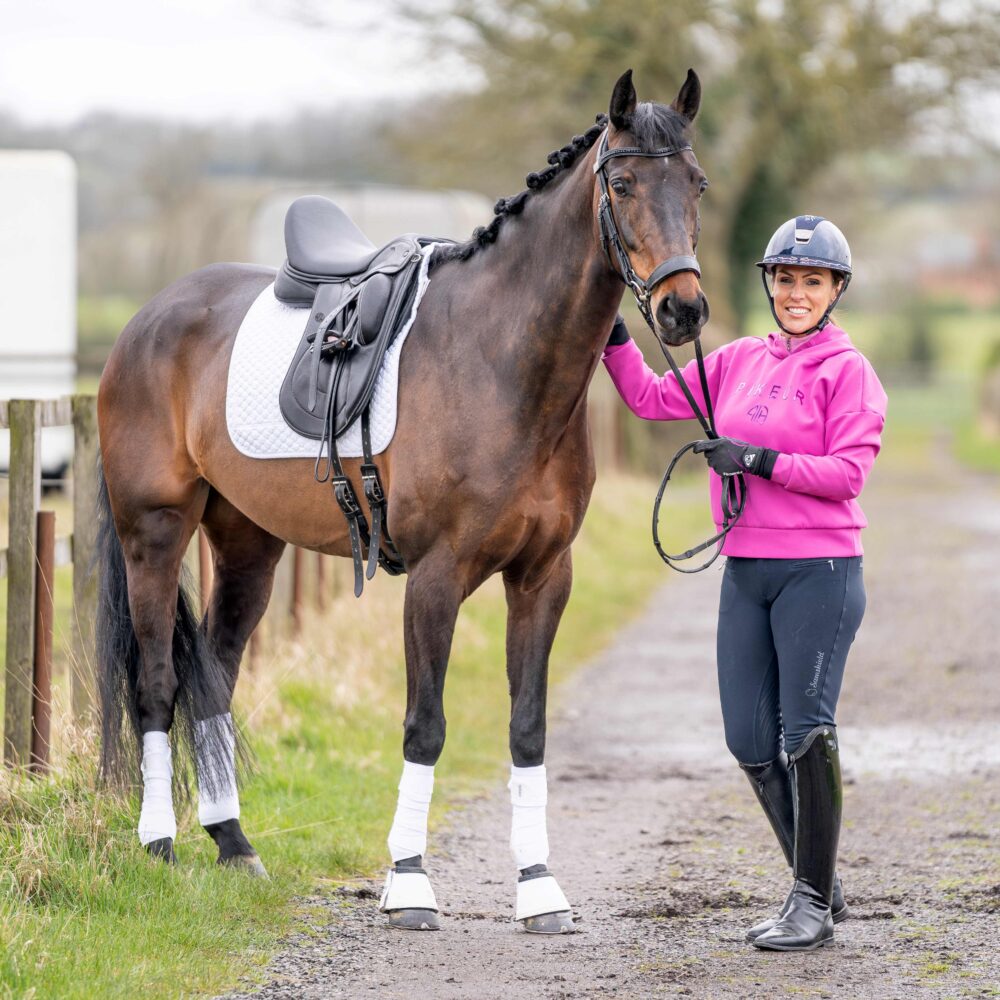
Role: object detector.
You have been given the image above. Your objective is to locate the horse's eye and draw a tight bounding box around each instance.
[698,179,709,196]
[611,179,628,196]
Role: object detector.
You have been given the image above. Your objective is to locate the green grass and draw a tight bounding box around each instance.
[1,472,703,999]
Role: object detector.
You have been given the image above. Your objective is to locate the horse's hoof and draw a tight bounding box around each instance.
[219,854,269,878]
[145,838,177,864]
[386,908,441,931]
[521,910,576,935]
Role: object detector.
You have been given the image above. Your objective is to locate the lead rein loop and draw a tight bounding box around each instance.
[643,311,747,573]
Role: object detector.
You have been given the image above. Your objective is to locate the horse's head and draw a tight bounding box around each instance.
[595,69,709,347]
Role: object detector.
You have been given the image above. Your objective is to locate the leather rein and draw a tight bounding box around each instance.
[594,129,746,573]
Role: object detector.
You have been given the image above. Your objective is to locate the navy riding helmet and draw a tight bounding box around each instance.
[756,215,852,336]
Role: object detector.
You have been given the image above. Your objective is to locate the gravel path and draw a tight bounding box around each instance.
[225,451,1000,1000]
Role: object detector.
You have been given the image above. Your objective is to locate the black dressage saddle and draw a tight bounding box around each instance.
[276,196,424,440]
[273,195,443,597]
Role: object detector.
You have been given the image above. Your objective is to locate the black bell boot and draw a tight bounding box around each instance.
[753,726,843,952]
[740,753,848,942]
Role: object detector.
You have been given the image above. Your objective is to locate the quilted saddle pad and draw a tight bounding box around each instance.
[225,244,435,459]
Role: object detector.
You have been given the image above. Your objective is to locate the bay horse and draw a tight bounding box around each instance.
[96,69,708,932]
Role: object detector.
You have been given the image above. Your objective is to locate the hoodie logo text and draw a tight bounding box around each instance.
[734,381,806,405]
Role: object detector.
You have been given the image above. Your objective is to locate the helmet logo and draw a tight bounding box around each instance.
[794,215,824,244]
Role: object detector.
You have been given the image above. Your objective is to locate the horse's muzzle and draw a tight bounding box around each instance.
[654,289,710,347]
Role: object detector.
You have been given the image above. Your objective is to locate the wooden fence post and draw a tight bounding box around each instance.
[31,511,55,774]
[4,400,41,767]
[291,547,304,635]
[270,546,294,639]
[198,529,213,616]
[71,394,99,721]
[316,552,327,612]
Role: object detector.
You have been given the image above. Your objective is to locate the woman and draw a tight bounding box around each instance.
[603,216,887,951]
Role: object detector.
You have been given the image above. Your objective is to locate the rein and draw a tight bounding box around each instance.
[593,129,746,573]
[650,338,746,573]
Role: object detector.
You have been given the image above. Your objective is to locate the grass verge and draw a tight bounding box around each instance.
[1,471,705,999]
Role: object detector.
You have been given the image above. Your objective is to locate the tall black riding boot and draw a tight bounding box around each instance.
[753,726,843,951]
[741,753,847,942]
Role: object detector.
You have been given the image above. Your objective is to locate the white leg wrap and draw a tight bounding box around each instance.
[138,731,177,846]
[379,867,439,913]
[509,764,549,869]
[195,713,240,827]
[386,761,434,862]
[515,873,572,921]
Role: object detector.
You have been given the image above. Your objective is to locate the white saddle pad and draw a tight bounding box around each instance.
[225,244,436,460]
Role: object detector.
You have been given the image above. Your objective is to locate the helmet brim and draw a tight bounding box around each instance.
[756,254,853,275]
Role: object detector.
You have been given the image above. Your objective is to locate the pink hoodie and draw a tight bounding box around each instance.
[602,324,887,557]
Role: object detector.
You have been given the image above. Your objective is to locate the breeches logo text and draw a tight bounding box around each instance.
[805,651,824,697]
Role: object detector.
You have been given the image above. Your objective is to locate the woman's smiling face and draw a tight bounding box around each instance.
[771,265,842,335]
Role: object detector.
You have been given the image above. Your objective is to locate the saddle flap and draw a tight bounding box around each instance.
[278,257,423,440]
[358,273,391,346]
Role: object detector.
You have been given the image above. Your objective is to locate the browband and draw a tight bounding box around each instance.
[594,139,693,173]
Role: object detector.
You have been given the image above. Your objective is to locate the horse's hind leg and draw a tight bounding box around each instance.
[199,491,286,874]
[380,553,464,931]
[504,549,576,934]
[118,483,209,862]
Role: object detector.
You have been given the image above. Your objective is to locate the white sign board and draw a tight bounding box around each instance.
[0,150,77,474]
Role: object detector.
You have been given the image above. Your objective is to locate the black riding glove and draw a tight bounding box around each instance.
[607,313,631,347]
[693,436,779,479]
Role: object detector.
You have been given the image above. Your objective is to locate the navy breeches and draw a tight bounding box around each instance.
[716,556,866,763]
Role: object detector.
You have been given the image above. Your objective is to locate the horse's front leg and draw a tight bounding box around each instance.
[504,549,575,934]
[380,554,463,931]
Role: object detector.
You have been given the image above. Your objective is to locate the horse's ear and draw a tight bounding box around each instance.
[609,69,637,130]
[671,68,701,122]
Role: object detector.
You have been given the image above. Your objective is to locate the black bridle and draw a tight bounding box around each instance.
[594,128,746,573]
[593,128,701,329]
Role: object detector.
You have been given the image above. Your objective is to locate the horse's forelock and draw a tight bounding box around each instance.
[629,102,690,152]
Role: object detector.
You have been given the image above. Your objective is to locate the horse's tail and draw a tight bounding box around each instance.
[96,460,245,795]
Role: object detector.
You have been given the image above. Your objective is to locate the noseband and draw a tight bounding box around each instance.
[593,129,701,328]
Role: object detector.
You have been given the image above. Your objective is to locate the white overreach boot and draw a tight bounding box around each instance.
[380,760,440,930]
[510,764,575,934]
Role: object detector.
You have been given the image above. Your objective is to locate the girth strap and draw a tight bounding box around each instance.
[321,366,368,597]
[360,408,405,581]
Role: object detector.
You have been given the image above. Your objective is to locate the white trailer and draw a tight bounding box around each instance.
[0,150,77,477]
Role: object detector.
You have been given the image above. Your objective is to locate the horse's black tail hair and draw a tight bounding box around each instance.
[96,461,250,799]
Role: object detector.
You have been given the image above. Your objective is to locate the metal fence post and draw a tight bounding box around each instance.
[4,400,41,767]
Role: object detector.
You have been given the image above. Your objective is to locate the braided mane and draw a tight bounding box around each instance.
[430,113,609,269]
[431,102,691,270]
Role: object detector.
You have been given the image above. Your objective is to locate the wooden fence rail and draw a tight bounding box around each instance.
[2,394,343,769]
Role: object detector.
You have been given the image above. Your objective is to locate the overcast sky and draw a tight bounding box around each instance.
[0,0,469,124]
